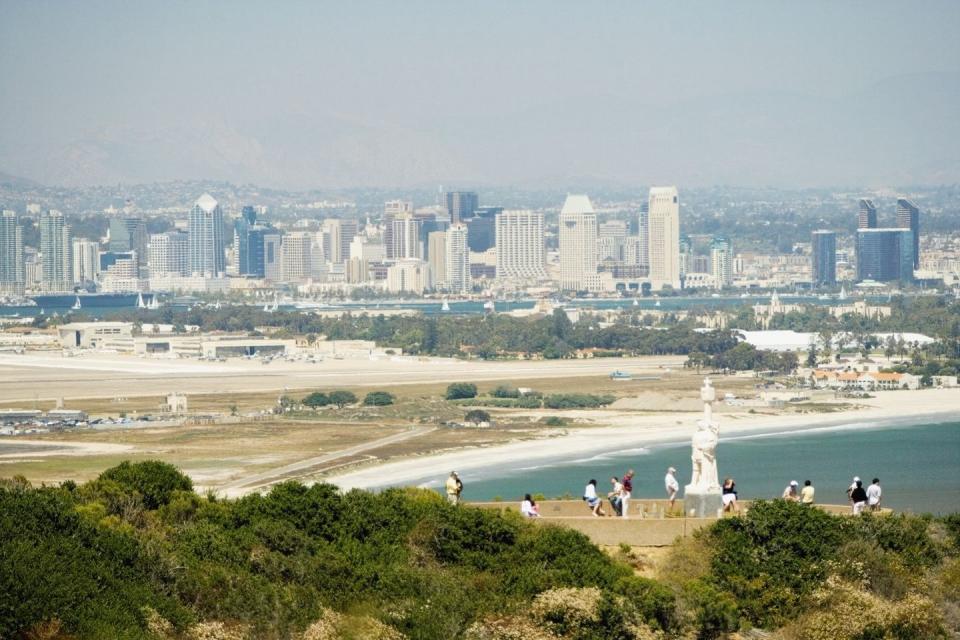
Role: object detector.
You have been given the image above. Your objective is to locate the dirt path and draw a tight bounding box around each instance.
[219,426,437,496]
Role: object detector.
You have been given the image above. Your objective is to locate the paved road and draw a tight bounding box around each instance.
[219,426,437,496]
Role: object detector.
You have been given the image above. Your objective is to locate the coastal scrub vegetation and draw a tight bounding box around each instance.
[2,463,959,639]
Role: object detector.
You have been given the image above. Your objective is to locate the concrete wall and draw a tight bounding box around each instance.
[471,499,859,546]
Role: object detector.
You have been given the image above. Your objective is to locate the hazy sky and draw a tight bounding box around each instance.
[2,2,959,188]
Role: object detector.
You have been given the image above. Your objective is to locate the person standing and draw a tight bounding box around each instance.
[608,476,623,516]
[782,480,800,502]
[847,476,861,504]
[621,469,634,519]
[800,480,815,505]
[446,471,463,505]
[583,479,605,517]
[664,467,680,510]
[866,478,882,511]
[850,480,868,515]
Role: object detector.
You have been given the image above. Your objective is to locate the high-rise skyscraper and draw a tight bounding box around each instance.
[444,223,471,293]
[856,228,913,282]
[263,232,282,281]
[39,209,72,291]
[464,207,499,252]
[710,237,732,289]
[281,231,313,282]
[383,200,413,259]
[647,187,681,290]
[427,231,447,287]
[148,231,189,276]
[188,193,225,277]
[445,191,479,225]
[109,216,148,276]
[0,210,25,295]
[858,199,877,229]
[390,212,421,259]
[896,198,920,270]
[322,218,359,265]
[558,195,598,291]
[811,230,837,287]
[72,239,100,284]
[495,209,546,282]
[637,201,649,273]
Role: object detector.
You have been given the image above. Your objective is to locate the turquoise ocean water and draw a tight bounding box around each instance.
[428,420,960,515]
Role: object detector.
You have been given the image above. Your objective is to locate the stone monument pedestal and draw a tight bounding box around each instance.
[683,485,723,518]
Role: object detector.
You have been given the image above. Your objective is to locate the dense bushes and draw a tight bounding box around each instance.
[543,393,616,409]
[446,382,478,399]
[363,391,395,406]
[301,389,358,408]
[3,463,958,639]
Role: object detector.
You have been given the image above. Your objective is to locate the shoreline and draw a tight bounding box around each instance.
[324,389,960,492]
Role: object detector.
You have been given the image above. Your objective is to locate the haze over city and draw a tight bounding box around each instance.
[2,1,959,189]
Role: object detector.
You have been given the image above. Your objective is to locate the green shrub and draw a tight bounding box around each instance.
[328,390,357,408]
[680,579,739,639]
[491,385,521,398]
[98,460,193,510]
[464,409,491,424]
[543,416,566,426]
[446,382,478,400]
[303,391,330,407]
[543,393,616,409]
[363,391,395,406]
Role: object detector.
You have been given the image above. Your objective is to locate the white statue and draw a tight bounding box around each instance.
[689,377,720,491]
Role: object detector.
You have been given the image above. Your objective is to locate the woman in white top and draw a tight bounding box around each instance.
[583,479,605,517]
[520,493,540,517]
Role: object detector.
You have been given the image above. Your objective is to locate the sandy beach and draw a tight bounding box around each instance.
[325,388,960,492]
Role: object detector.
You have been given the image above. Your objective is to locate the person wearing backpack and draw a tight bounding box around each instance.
[621,469,634,519]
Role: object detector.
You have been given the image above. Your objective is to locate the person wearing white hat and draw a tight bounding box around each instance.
[847,476,861,504]
[782,480,800,502]
[664,467,680,510]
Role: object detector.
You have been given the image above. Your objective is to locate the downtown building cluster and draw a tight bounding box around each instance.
[0,188,932,299]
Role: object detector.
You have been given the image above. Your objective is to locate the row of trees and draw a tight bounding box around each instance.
[300,390,395,409]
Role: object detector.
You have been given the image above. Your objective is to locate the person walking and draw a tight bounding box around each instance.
[782,480,800,502]
[664,467,680,511]
[800,480,815,505]
[866,478,882,511]
[608,476,623,516]
[621,469,634,519]
[850,479,868,515]
[445,471,463,505]
[583,479,605,517]
[722,477,739,513]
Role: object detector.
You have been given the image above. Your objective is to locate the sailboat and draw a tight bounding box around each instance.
[136,292,146,309]
[71,296,82,311]
[654,299,661,308]
[838,285,848,301]
[632,299,639,307]
[483,300,495,312]
[147,295,160,310]
[441,299,451,312]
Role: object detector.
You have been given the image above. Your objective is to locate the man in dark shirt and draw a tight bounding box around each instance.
[850,480,868,515]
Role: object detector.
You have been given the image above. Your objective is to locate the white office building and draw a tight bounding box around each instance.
[495,209,546,282]
[281,231,314,283]
[647,187,681,290]
[386,259,432,294]
[444,224,471,293]
[71,239,100,285]
[188,193,225,277]
[558,195,598,291]
[148,231,189,277]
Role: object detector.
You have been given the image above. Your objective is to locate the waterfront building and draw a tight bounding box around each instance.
[188,193,225,277]
[108,216,147,277]
[710,237,733,289]
[390,212,421,260]
[427,231,447,287]
[39,209,72,291]
[858,199,877,229]
[648,187,681,290]
[638,201,649,272]
[0,210,25,295]
[263,232,283,281]
[148,231,189,277]
[896,198,920,270]
[462,206,500,253]
[445,223,471,293]
[558,195,598,291]
[495,209,546,282]
[811,230,837,287]
[281,231,314,282]
[856,228,914,282]
[72,239,100,284]
[445,191,478,225]
[386,259,432,294]
[383,200,413,259]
